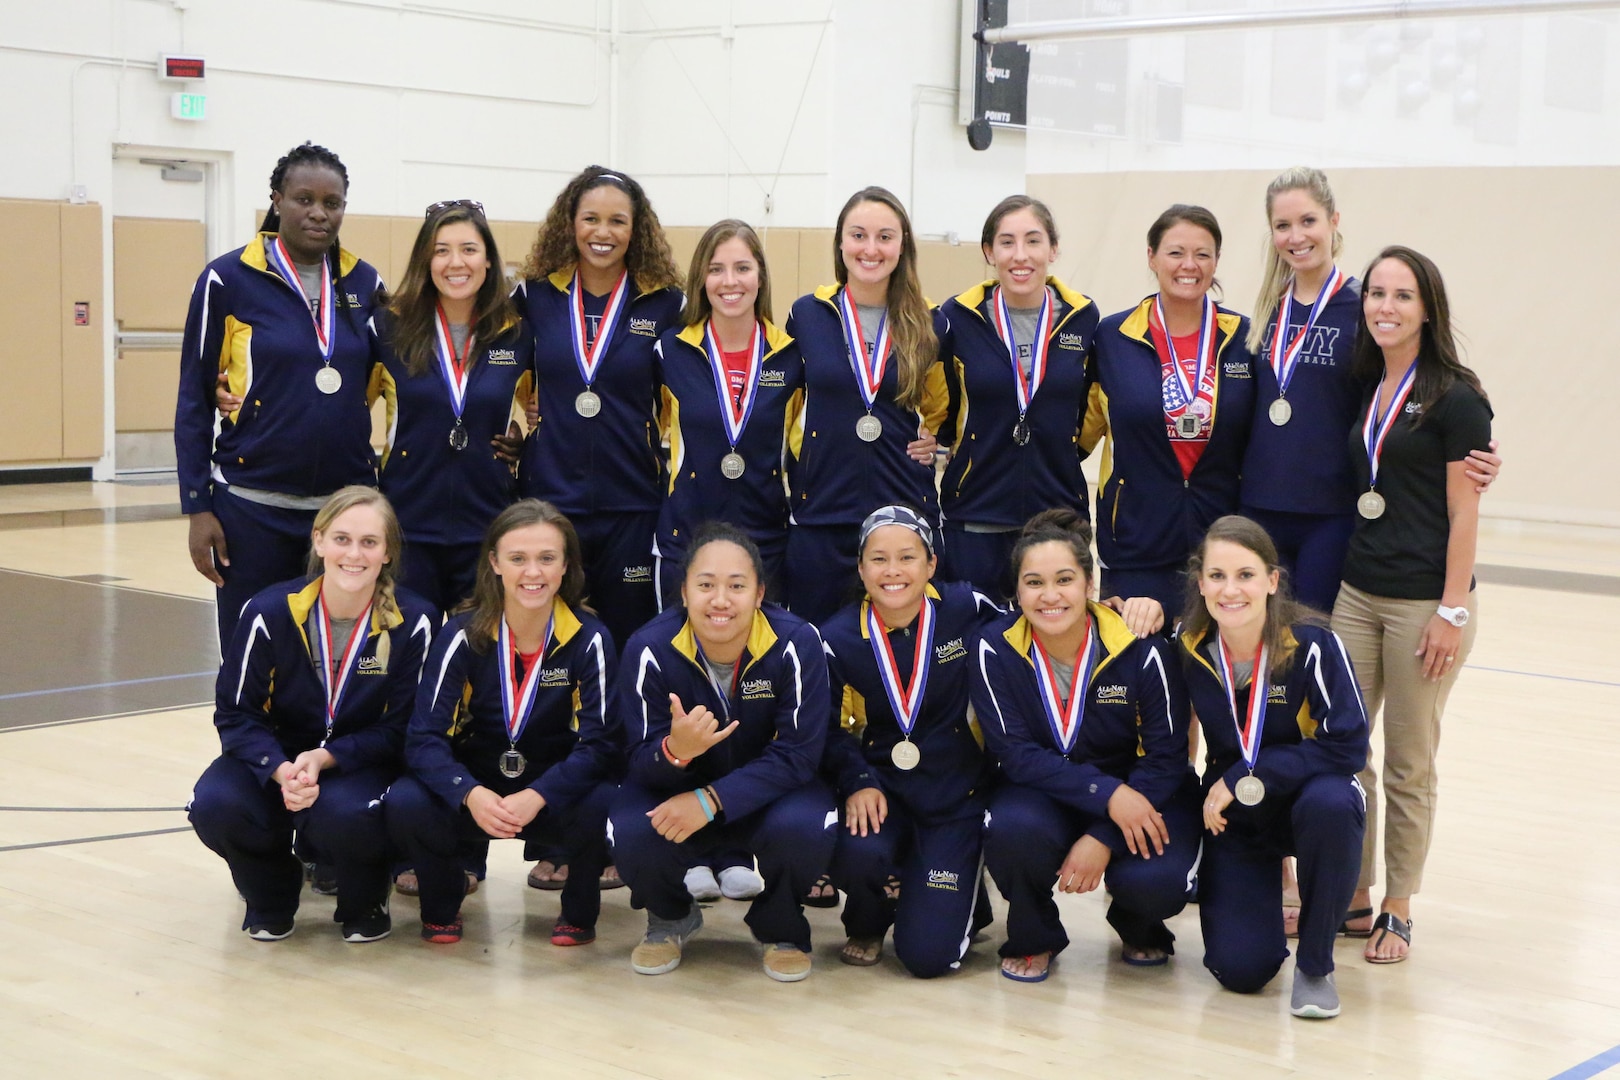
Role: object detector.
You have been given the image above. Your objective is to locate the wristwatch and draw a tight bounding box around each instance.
[1436,604,1470,628]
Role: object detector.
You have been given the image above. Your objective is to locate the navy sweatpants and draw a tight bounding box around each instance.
[398,538,481,618]
[1098,564,1187,625]
[936,525,1017,605]
[211,487,320,648]
[984,775,1202,958]
[189,754,393,927]
[832,799,985,978]
[1199,772,1366,991]
[782,524,864,626]
[385,774,613,928]
[571,510,658,651]
[609,780,836,951]
[1240,506,1357,614]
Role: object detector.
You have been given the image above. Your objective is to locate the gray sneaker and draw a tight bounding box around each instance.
[1290,971,1341,1019]
[631,906,704,975]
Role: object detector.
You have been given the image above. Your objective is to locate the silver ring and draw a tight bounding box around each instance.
[1445,655,1456,662]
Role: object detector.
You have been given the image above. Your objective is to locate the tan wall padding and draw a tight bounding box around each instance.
[115,350,180,432]
[60,202,105,458]
[0,199,66,463]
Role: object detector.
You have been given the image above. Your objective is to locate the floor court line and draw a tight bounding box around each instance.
[0,826,193,853]
[1470,666,1620,690]
[0,805,187,813]
[0,702,212,734]
[1550,1044,1620,1080]
[0,670,216,702]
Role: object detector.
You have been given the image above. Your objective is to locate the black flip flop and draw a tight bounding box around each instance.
[1337,906,1376,938]
[1365,912,1412,963]
[804,873,840,908]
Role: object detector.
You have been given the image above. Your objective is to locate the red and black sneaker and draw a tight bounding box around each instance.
[550,919,596,947]
[420,918,463,944]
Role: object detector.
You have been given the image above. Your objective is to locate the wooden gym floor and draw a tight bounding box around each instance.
[0,478,1616,1079]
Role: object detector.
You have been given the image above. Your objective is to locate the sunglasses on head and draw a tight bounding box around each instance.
[425,199,486,219]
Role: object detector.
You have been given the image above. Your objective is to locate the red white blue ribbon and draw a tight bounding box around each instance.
[838,287,892,413]
[1269,266,1345,398]
[568,269,630,388]
[497,613,553,745]
[1152,294,1217,419]
[990,285,1053,417]
[267,236,335,362]
[310,592,374,745]
[702,321,765,451]
[1029,616,1097,756]
[432,303,474,423]
[1361,361,1419,489]
[865,597,935,743]
[1215,635,1269,774]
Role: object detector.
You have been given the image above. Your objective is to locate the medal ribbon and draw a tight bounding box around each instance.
[1361,361,1419,488]
[1152,294,1217,419]
[1269,266,1345,398]
[432,303,475,424]
[310,592,374,743]
[865,597,936,743]
[1215,635,1269,774]
[703,321,765,450]
[838,287,893,412]
[568,270,630,388]
[1029,616,1098,755]
[267,237,336,362]
[990,286,1054,417]
[497,613,553,746]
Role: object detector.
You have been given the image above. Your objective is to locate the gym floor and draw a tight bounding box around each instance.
[1,478,1616,1079]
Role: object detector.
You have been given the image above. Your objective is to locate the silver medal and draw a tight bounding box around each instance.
[574,390,602,418]
[1012,418,1031,446]
[448,424,469,451]
[1175,413,1202,439]
[890,740,921,771]
[1268,398,1292,426]
[1357,490,1386,520]
[499,748,527,779]
[315,366,342,395]
[1234,774,1266,806]
[720,452,746,480]
[856,414,883,442]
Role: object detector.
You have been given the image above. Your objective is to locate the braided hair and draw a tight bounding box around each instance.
[259,142,366,335]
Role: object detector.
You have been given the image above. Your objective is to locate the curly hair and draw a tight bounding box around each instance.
[519,166,680,294]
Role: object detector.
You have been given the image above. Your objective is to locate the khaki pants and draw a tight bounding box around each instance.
[1330,582,1478,897]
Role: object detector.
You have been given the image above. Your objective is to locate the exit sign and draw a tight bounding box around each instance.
[171,93,207,121]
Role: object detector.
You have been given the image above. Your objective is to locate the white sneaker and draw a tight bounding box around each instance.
[684,865,721,903]
[718,864,765,900]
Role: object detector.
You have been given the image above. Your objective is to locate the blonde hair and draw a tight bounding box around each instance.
[1248,167,1344,355]
[306,486,405,670]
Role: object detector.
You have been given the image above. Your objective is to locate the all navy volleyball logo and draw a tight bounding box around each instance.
[539,667,571,686]
[1058,331,1086,350]
[1261,321,1341,367]
[486,349,517,365]
[1095,684,1128,703]
[1404,401,1423,415]
[934,637,967,664]
[357,654,387,675]
[759,367,788,388]
[741,678,774,700]
[630,317,659,338]
[926,869,961,891]
[1223,359,1251,378]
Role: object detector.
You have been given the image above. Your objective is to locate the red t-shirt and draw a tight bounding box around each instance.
[1149,327,1212,480]
[721,346,750,407]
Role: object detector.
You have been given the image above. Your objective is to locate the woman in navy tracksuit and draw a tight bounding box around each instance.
[1086,204,1256,618]
[189,487,435,943]
[515,166,685,650]
[386,500,620,945]
[1179,514,1368,1018]
[176,143,384,647]
[819,505,1001,976]
[653,219,800,604]
[609,523,835,982]
[937,196,1099,601]
[783,187,950,624]
[369,200,532,614]
[972,509,1200,983]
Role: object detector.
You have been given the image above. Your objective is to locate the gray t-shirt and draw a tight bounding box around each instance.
[704,656,738,696]
[324,616,359,679]
[1008,306,1041,380]
[449,322,471,356]
[1049,656,1076,702]
[293,259,324,317]
[856,303,886,357]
